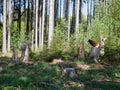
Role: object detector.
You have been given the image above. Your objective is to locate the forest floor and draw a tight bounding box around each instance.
[0,56,120,90]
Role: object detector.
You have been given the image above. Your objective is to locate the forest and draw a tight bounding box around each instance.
[0,0,120,90]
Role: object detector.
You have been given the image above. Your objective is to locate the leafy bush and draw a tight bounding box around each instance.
[103,36,120,63]
[88,18,109,41]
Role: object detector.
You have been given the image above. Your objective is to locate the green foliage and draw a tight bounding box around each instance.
[44,19,75,61]
[87,17,120,62]
[0,61,62,90]
[53,19,67,51]
[103,36,120,62]
[18,22,26,43]
[11,21,31,49]
[99,1,120,62]
[110,1,120,37]
[11,22,21,48]
[30,19,78,62]
[88,18,109,41]
[0,58,120,90]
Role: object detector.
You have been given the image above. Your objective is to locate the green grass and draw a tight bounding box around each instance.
[0,59,120,90]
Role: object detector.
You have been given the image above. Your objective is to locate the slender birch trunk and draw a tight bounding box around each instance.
[2,0,7,56]
[48,0,54,48]
[7,0,12,52]
[35,0,39,51]
[75,0,80,40]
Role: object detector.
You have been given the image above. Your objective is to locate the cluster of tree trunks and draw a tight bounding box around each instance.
[1,0,110,61]
[1,0,86,55]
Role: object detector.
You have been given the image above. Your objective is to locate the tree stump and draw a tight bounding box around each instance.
[61,68,78,79]
[12,46,19,63]
[20,41,34,65]
[20,41,31,62]
[78,41,85,59]
[89,47,100,62]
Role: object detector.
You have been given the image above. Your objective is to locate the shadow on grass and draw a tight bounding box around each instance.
[0,56,120,90]
[77,68,120,90]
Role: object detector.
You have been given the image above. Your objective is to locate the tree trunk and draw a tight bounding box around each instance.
[75,0,80,39]
[38,2,42,49]
[78,41,84,59]
[41,0,46,50]
[12,46,18,62]
[87,0,90,29]
[24,0,26,34]
[26,0,30,35]
[65,0,69,20]
[59,0,62,21]
[35,0,39,51]
[54,0,59,26]
[90,0,92,24]
[23,45,29,62]
[44,0,49,45]
[67,0,71,41]
[93,0,95,19]
[79,0,82,23]
[18,0,21,34]
[7,0,12,52]
[63,0,68,19]
[31,0,34,50]
[20,42,30,62]
[2,0,7,56]
[71,0,75,34]
[89,47,100,63]
[31,0,35,51]
[48,0,55,48]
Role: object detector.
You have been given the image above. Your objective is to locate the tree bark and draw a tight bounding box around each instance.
[7,0,12,52]
[67,0,71,41]
[26,0,30,35]
[38,2,42,49]
[41,0,45,50]
[35,0,39,51]
[2,0,7,56]
[75,0,80,39]
[79,0,82,23]
[54,0,59,26]
[12,46,18,62]
[21,42,30,62]
[31,0,35,51]
[48,0,55,48]
[87,0,90,28]
[23,45,29,62]
[78,41,84,59]
[71,0,75,34]
[59,0,62,21]
[18,0,21,34]
[90,0,92,24]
